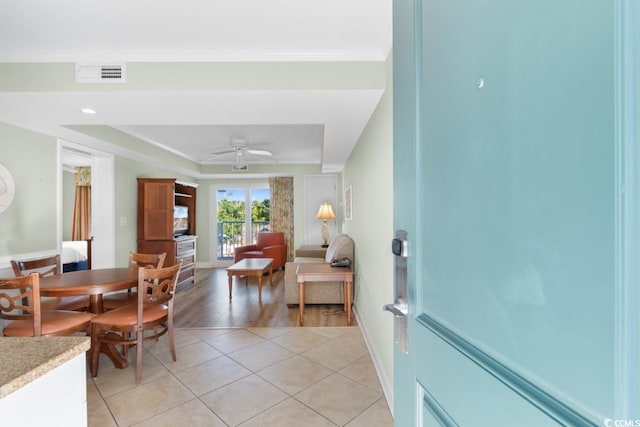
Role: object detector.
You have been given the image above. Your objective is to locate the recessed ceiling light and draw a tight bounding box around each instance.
[80,107,97,115]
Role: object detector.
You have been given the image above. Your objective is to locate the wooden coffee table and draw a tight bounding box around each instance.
[226,258,273,302]
[296,263,354,326]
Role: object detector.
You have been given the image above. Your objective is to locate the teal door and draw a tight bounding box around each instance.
[392,0,638,424]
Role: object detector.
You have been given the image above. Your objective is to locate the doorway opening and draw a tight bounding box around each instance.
[58,140,115,268]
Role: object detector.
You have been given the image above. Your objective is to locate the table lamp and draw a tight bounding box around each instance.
[316,202,336,247]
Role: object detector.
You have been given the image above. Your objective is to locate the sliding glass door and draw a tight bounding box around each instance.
[215,186,270,261]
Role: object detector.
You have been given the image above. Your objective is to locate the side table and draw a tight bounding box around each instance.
[296,263,354,326]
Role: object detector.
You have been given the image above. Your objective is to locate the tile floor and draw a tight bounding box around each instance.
[87,326,393,426]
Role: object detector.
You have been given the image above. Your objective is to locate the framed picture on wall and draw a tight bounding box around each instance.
[344,185,352,220]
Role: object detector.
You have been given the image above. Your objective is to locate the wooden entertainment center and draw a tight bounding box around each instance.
[136,178,197,291]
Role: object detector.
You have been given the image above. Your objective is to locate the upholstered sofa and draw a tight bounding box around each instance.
[234,232,288,270]
[284,234,354,305]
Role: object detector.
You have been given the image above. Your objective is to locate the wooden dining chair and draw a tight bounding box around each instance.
[0,273,95,337]
[102,252,167,311]
[90,261,182,383]
[11,254,90,312]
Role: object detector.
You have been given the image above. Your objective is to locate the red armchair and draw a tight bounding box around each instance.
[233,232,287,270]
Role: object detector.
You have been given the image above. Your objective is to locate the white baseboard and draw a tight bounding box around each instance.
[353,306,394,418]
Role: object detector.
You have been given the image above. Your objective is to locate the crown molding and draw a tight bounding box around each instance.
[0,48,388,64]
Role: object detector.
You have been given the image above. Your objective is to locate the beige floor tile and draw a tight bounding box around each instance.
[335,328,368,350]
[133,398,227,427]
[270,328,330,353]
[295,374,382,426]
[87,397,117,427]
[345,397,394,427]
[86,327,394,427]
[237,397,336,427]
[174,355,251,396]
[143,328,200,355]
[155,340,223,372]
[247,326,293,339]
[105,375,195,426]
[228,340,294,371]
[339,356,383,392]
[200,374,289,426]
[86,377,101,403]
[205,329,267,353]
[186,327,235,341]
[90,350,128,377]
[257,355,333,395]
[309,326,355,339]
[92,348,171,397]
[301,340,368,371]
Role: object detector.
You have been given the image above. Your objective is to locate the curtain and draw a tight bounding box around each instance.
[71,167,91,240]
[269,177,294,261]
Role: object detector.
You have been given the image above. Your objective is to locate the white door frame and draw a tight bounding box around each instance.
[57,139,115,268]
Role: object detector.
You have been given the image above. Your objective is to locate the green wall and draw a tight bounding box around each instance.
[0,122,57,256]
[342,52,394,393]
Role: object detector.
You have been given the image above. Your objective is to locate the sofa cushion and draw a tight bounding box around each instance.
[325,234,354,263]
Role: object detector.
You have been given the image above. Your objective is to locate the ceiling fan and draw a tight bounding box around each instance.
[208,139,273,161]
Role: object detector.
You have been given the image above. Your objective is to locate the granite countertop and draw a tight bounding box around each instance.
[0,336,90,399]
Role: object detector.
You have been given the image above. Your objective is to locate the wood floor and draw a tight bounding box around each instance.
[173,267,357,328]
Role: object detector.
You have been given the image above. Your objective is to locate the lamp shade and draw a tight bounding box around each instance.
[316,203,336,220]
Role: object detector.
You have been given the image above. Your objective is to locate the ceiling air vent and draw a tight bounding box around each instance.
[76,63,126,83]
[232,164,248,172]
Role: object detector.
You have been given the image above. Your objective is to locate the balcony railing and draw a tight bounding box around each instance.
[216,220,270,260]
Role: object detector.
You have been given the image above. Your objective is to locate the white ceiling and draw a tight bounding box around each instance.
[0,1,392,173]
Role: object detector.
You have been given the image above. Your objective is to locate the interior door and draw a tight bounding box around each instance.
[392,0,625,424]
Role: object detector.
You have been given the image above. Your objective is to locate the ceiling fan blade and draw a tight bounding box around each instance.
[246,149,272,156]
[209,149,236,156]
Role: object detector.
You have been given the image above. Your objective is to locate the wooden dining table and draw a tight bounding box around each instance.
[39,267,137,314]
[39,267,138,369]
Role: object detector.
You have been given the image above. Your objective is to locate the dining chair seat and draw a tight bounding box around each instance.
[91,303,168,327]
[3,310,95,337]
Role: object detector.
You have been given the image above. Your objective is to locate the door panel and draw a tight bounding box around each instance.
[393,0,618,424]
[417,327,559,426]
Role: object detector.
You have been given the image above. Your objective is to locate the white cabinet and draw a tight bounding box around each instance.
[0,337,89,427]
